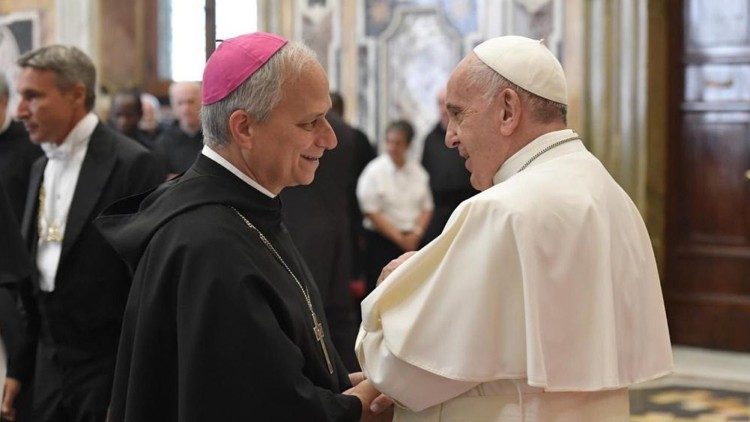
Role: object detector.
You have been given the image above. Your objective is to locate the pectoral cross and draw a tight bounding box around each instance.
[311,311,334,374]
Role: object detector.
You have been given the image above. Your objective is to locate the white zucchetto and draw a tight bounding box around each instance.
[473,36,568,105]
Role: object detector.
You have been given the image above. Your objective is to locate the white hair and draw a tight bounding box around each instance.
[201,42,318,148]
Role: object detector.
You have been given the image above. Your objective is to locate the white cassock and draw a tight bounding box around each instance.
[356,129,673,421]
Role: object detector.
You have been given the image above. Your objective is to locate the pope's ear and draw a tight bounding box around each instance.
[498,88,521,137]
[228,109,254,148]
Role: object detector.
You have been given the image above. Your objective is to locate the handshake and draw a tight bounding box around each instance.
[344,372,394,421]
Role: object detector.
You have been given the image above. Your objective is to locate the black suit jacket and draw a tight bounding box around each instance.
[20,122,165,359]
[280,113,359,371]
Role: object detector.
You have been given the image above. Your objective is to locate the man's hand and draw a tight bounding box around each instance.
[344,378,394,421]
[376,251,416,286]
[1,377,21,421]
[349,372,366,387]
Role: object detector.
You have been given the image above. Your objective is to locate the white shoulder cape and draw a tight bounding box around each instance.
[358,147,673,391]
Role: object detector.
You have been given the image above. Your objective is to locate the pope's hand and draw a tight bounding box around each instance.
[376,251,416,286]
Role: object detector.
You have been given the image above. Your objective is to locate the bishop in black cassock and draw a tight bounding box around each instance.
[98,155,360,420]
[97,32,387,421]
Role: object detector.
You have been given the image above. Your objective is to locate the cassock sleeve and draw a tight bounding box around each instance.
[171,224,362,421]
[356,327,478,411]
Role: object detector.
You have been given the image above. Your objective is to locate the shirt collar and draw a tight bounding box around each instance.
[384,154,409,173]
[201,145,277,198]
[492,129,579,185]
[40,113,98,161]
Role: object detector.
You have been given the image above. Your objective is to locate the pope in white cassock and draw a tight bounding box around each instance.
[355,36,673,421]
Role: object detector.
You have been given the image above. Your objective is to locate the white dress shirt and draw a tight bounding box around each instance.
[356,154,433,232]
[201,145,276,198]
[36,113,98,292]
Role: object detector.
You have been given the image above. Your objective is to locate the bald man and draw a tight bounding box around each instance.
[154,82,203,176]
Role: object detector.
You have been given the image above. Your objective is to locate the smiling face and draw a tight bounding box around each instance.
[444,56,518,191]
[244,60,336,193]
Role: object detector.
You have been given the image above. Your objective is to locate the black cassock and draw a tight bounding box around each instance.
[97,154,361,421]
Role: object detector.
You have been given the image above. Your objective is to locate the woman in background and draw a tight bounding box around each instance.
[356,120,433,293]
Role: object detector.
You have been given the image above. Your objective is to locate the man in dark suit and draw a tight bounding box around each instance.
[14,45,164,422]
[420,88,476,244]
[280,111,360,371]
[328,92,375,290]
[0,74,43,222]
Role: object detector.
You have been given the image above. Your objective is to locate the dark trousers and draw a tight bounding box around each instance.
[33,338,115,422]
[364,229,404,293]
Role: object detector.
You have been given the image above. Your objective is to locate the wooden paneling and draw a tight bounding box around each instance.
[99,0,169,97]
[665,0,750,352]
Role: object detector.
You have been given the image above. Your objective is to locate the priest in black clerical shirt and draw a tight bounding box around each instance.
[420,88,477,245]
[98,32,391,421]
[153,81,204,178]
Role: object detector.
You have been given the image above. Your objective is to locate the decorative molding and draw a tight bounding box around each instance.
[377,6,463,156]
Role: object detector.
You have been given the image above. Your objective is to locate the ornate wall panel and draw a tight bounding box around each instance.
[360,0,564,154]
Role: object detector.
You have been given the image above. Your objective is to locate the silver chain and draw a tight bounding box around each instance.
[518,135,580,172]
[229,206,314,311]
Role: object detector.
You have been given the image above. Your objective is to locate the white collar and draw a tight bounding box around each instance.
[492,129,580,185]
[201,145,276,198]
[40,113,98,161]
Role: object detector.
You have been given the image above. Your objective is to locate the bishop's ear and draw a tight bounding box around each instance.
[498,88,521,136]
[228,109,255,149]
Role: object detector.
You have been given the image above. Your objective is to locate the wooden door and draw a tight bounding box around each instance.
[666,0,750,351]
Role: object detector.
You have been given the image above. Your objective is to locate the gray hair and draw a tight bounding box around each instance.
[17,45,97,111]
[466,54,567,125]
[201,41,318,147]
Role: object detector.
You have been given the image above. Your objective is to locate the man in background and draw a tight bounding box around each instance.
[419,88,476,245]
[329,92,375,295]
[15,44,164,421]
[109,88,156,150]
[281,107,360,371]
[154,81,203,177]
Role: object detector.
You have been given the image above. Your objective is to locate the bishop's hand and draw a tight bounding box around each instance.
[343,377,394,421]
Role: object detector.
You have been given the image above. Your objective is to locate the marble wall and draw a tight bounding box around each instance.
[266,0,565,157]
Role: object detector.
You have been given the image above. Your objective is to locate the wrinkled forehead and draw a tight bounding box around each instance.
[446,58,477,102]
